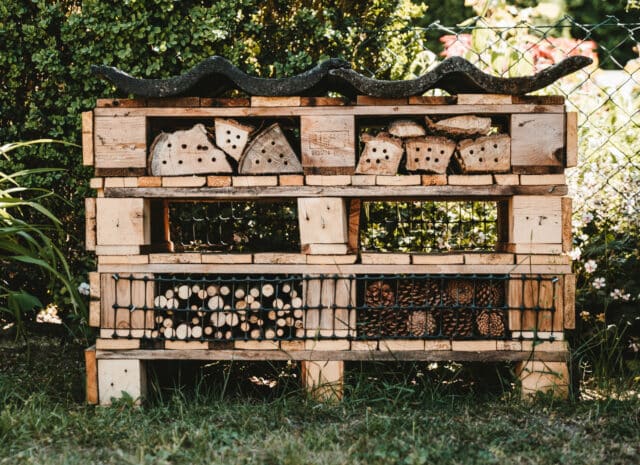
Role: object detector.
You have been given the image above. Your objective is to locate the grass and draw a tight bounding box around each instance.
[1,336,639,464]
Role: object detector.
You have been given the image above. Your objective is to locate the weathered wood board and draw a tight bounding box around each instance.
[301,115,355,173]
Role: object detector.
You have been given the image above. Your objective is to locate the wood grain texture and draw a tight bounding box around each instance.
[508,196,562,245]
[94,116,147,168]
[97,359,146,405]
[565,111,578,167]
[85,197,96,251]
[84,347,98,405]
[82,111,94,166]
[347,199,361,254]
[298,198,348,245]
[301,115,355,172]
[96,198,150,246]
[564,274,576,329]
[511,113,564,167]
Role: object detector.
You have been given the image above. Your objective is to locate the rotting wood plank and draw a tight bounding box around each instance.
[95,349,569,362]
[104,184,569,199]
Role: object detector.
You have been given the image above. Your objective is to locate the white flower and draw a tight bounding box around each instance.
[581,212,594,224]
[610,289,630,301]
[592,277,606,289]
[78,282,90,296]
[568,247,582,261]
[584,260,597,273]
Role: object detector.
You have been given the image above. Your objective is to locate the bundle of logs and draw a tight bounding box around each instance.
[151,280,305,341]
[355,115,510,175]
[149,119,303,176]
[360,278,507,338]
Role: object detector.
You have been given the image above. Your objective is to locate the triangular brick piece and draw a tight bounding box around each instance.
[214,118,254,161]
[238,123,302,174]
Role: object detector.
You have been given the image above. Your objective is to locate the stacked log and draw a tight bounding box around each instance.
[153,279,304,341]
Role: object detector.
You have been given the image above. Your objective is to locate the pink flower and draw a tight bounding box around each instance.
[592,277,606,289]
[584,260,597,273]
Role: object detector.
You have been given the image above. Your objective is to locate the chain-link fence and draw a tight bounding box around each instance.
[361,16,639,226]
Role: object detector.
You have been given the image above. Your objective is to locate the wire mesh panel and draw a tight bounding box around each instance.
[104,274,561,343]
[360,201,498,252]
[169,200,299,252]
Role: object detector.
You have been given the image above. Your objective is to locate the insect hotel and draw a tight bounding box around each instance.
[83,55,590,404]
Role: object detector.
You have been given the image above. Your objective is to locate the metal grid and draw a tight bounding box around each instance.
[360,200,498,252]
[169,201,299,253]
[104,273,561,342]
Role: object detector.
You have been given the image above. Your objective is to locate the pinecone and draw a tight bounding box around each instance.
[441,308,474,337]
[445,279,475,305]
[360,280,400,337]
[407,310,438,336]
[475,280,505,308]
[476,309,506,337]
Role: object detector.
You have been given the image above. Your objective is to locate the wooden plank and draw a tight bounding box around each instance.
[95,245,142,256]
[512,331,564,340]
[165,340,209,350]
[300,115,355,172]
[300,97,347,106]
[565,112,578,167]
[512,95,565,105]
[356,96,407,105]
[96,98,147,108]
[81,111,94,166]
[411,254,464,265]
[509,196,562,245]
[303,243,349,255]
[511,114,564,167]
[378,340,425,351]
[361,253,410,265]
[207,175,232,187]
[494,174,520,185]
[562,197,573,253]
[251,96,301,107]
[347,199,361,254]
[104,177,125,188]
[463,253,514,265]
[201,253,252,264]
[84,346,98,404]
[304,340,351,350]
[233,340,280,350]
[563,274,576,329]
[376,175,420,186]
[516,254,570,265]
[98,255,150,265]
[89,177,103,189]
[94,104,565,118]
[149,253,201,264]
[105,184,570,199]
[85,197,96,251]
[95,338,141,350]
[448,175,493,185]
[457,94,511,105]
[506,243,563,254]
[137,176,162,187]
[94,116,147,168]
[508,275,564,333]
[161,176,207,187]
[298,198,348,245]
[98,263,572,275]
[520,174,566,185]
[232,176,278,187]
[89,301,101,327]
[520,340,568,352]
[200,97,250,107]
[451,340,497,351]
[306,255,357,264]
[351,175,376,186]
[496,340,522,351]
[100,273,154,337]
[279,175,304,186]
[147,97,201,107]
[96,198,150,246]
[305,175,351,186]
[96,348,569,362]
[253,253,306,264]
[421,174,447,186]
[89,272,100,299]
[408,96,456,105]
[97,359,146,405]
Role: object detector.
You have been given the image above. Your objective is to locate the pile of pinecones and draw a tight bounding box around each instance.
[360,278,506,338]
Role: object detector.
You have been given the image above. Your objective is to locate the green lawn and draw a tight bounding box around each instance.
[1,337,639,465]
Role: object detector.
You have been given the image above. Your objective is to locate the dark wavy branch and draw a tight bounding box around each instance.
[92,55,592,99]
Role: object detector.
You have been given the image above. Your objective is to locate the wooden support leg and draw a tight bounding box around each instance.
[516,360,569,399]
[97,359,147,405]
[301,360,344,402]
[85,346,98,405]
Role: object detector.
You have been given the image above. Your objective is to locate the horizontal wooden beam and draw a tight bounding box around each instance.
[94,104,564,118]
[104,184,568,199]
[95,348,569,362]
[97,263,572,274]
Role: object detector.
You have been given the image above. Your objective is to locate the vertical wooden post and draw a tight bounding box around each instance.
[516,361,569,399]
[97,359,147,405]
[149,199,174,252]
[84,346,98,405]
[301,360,344,402]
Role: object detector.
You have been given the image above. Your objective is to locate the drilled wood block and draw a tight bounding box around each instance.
[98,359,146,405]
[405,136,456,173]
[89,301,101,328]
[511,114,564,167]
[239,123,302,174]
[356,133,403,175]
[301,115,355,172]
[214,118,254,161]
[456,134,510,173]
